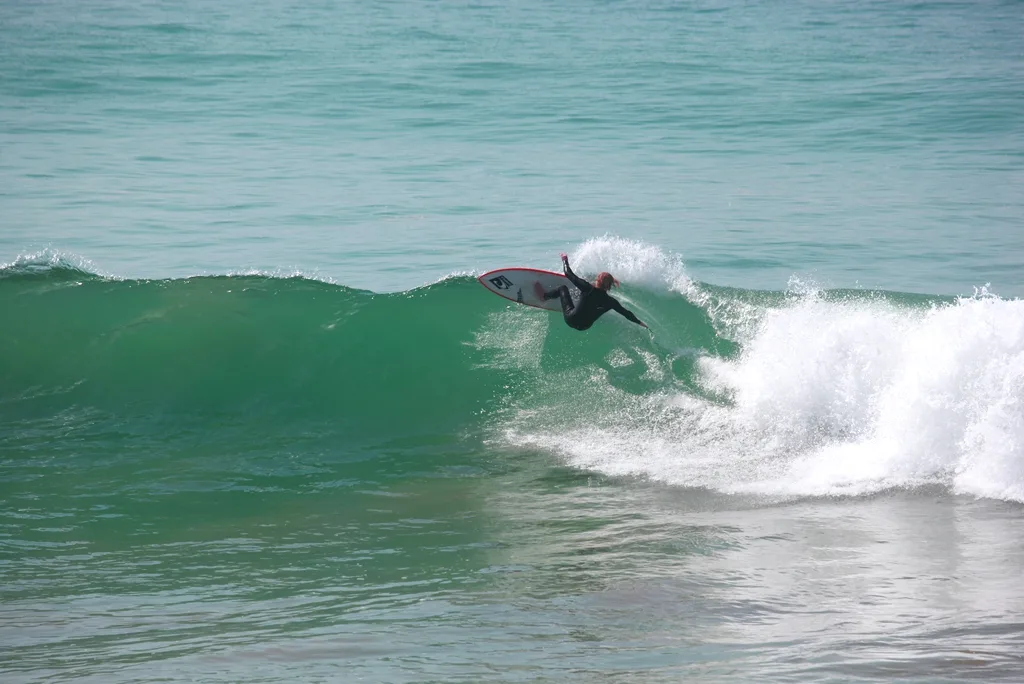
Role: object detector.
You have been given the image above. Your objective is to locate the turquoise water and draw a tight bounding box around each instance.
[3,1,1024,681]
[4,0,1022,294]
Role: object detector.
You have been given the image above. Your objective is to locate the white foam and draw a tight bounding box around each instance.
[430,269,479,285]
[502,285,1024,504]
[0,249,115,279]
[469,308,548,372]
[569,236,694,295]
[224,266,341,286]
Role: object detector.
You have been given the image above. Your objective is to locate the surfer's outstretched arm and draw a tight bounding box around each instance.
[560,253,592,293]
[611,297,648,328]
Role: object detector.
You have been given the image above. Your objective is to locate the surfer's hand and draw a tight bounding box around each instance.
[560,252,568,263]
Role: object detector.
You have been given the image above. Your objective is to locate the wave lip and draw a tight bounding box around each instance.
[0,249,112,282]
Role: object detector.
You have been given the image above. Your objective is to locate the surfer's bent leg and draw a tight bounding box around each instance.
[540,285,586,329]
[543,285,575,316]
[557,287,576,317]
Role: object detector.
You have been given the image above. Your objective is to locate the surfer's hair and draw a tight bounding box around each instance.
[596,272,617,290]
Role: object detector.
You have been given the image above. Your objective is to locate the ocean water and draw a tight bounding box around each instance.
[2,0,1024,682]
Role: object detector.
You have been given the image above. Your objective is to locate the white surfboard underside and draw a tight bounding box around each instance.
[477,267,577,312]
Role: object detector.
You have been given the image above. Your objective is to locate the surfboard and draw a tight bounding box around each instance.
[477,267,576,312]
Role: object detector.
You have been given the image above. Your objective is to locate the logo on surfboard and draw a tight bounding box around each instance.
[479,268,567,312]
[489,275,515,290]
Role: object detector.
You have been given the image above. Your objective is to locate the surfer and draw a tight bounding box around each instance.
[536,253,648,331]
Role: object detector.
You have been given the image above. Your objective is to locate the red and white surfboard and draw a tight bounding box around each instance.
[477,267,577,312]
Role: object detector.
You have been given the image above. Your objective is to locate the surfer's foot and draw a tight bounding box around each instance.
[534,282,548,300]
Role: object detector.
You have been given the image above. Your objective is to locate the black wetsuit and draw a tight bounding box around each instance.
[545,263,645,331]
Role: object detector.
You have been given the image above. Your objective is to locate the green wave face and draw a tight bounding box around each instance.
[0,266,724,458]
